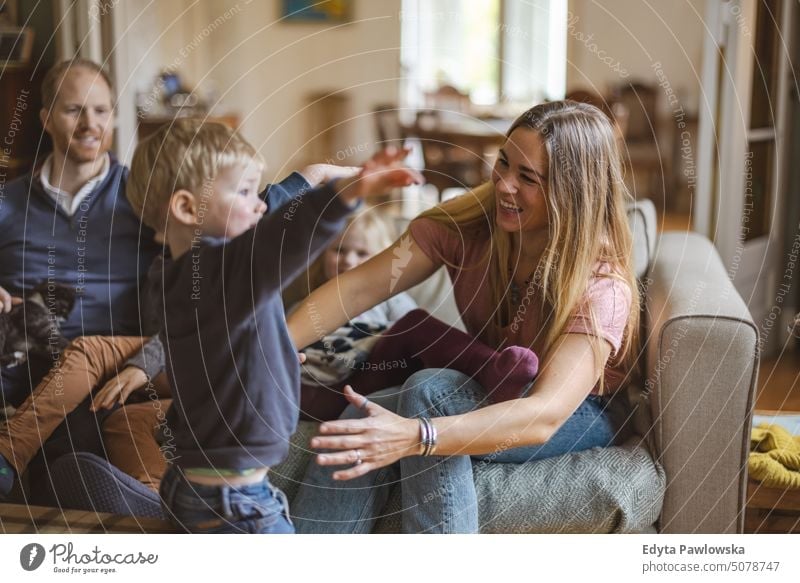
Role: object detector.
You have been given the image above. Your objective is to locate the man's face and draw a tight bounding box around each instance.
[41,67,115,164]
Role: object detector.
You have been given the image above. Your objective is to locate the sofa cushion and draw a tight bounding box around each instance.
[272,421,665,533]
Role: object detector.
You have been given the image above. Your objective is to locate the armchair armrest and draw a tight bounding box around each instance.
[644,232,759,533]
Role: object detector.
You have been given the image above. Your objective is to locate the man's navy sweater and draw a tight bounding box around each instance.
[152,181,353,469]
[0,157,161,339]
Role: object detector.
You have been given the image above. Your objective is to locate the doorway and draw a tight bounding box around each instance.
[696,0,796,359]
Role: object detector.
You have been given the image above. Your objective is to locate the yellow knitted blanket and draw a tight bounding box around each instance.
[749,423,800,489]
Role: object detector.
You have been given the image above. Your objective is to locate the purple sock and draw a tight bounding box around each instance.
[357,310,539,403]
[477,346,539,403]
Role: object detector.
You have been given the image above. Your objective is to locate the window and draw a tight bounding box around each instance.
[400,0,566,110]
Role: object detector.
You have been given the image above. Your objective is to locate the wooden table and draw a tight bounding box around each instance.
[407,115,511,152]
[403,115,512,194]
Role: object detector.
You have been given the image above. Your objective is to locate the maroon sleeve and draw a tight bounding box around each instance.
[408,217,463,266]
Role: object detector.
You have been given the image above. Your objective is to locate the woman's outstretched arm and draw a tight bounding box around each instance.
[288,232,441,350]
[310,333,613,480]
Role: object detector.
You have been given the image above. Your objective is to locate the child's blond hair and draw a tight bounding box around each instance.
[127,119,264,230]
[283,206,398,308]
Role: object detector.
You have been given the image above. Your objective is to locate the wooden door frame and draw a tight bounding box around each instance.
[695,0,795,355]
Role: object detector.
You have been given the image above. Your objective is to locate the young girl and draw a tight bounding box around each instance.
[292,208,540,421]
[288,209,417,420]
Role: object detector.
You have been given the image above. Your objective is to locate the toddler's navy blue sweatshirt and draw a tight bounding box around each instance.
[152,182,352,469]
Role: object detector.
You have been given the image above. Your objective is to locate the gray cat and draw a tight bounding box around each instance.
[0,282,76,368]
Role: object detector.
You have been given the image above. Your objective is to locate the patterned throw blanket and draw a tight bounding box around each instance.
[272,422,665,533]
[300,321,386,386]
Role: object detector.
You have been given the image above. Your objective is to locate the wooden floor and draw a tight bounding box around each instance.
[756,351,800,412]
[657,211,693,233]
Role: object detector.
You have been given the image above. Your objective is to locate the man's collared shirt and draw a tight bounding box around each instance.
[39,153,111,216]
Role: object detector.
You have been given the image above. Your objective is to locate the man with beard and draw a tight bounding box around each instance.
[0,59,161,501]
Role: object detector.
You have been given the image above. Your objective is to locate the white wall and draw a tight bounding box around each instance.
[111,0,213,162]
[113,0,706,176]
[566,0,706,115]
[113,0,402,179]
[204,0,402,179]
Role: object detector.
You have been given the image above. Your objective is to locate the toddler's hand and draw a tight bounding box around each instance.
[299,164,360,187]
[334,147,423,204]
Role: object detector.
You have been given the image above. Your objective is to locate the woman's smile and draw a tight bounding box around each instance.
[498,198,524,215]
[492,128,549,233]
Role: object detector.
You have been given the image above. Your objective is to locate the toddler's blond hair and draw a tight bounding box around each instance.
[127,119,263,230]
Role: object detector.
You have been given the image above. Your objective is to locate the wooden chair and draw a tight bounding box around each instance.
[610,82,672,205]
[411,109,490,196]
[424,84,472,113]
[372,104,406,147]
[565,88,629,141]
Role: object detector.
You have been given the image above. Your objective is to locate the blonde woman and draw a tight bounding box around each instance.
[288,101,640,533]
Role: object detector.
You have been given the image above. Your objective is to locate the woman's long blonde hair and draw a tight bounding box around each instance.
[417,100,640,393]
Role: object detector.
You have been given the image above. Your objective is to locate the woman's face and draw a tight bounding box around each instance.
[323,228,376,280]
[492,128,549,234]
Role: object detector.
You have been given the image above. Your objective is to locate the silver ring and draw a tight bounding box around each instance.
[360,397,370,411]
[355,449,363,465]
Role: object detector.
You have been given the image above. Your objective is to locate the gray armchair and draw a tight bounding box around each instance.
[643,226,759,533]
[273,199,759,533]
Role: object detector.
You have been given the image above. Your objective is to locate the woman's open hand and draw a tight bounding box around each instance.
[310,385,421,480]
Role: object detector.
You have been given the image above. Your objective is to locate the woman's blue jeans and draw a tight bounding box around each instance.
[292,368,628,534]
